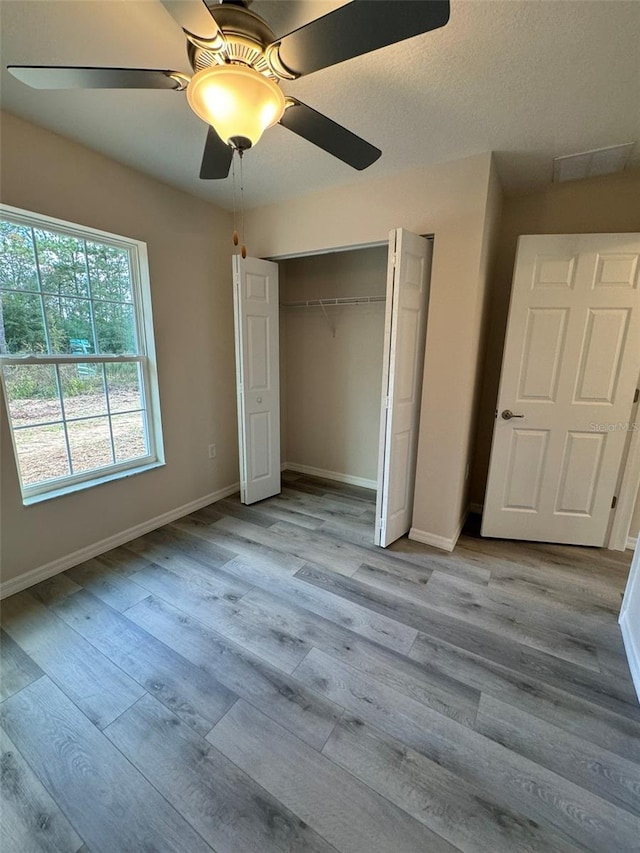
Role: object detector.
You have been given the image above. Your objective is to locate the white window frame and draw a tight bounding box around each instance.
[0,203,165,504]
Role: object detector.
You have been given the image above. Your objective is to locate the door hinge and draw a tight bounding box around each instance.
[384,395,391,409]
[611,496,617,509]
[634,388,639,404]
[390,253,397,268]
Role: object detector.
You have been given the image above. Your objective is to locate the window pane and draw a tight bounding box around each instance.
[0,222,38,292]
[86,242,133,303]
[0,291,47,354]
[33,229,89,297]
[67,417,113,474]
[59,363,107,419]
[105,362,143,412]
[14,423,70,486]
[112,411,148,462]
[94,301,136,354]
[44,294,94,354]
[2,365,61,426]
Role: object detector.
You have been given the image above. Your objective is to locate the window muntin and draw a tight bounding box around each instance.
[0,206,163,502]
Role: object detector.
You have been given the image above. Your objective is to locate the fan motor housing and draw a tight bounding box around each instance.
[187,3,277,78]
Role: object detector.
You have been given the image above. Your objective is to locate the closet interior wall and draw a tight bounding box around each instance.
[280,246,388,484]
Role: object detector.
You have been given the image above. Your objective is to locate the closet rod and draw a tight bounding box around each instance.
[281,295,386,308]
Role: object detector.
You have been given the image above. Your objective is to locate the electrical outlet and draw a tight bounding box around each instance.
[208,444,216,459]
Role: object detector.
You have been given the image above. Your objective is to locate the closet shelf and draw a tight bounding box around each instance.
[281,295,386,308]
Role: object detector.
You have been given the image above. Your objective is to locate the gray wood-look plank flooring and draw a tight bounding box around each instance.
[0,630,43,703]
[0,726,83,853]
[1,594,145,729]
[1,472,638,853]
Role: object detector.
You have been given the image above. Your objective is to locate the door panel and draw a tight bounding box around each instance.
[246,315,270,390]
[574,308,629,403]
[518,308,567,401]
[249,411,272,478]
[390,430,412,515]
[504,429,549,511]
[376,229,432,547]
[555,431,605,515]
[593,253,638,289]
[233,256,281,504]
[483,233,640,546]
[532,254,577,289]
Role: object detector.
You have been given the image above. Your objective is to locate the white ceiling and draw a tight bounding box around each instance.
[1,0,639,210]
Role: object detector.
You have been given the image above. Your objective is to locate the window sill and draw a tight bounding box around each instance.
[22,460,166,506]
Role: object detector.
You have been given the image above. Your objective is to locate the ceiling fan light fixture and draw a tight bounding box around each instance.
[186,64,285,149]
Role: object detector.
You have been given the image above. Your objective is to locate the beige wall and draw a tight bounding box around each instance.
[471,168,640,539]
[455,158,503,513]
[0,112,237,584]
[245,152,497,543]
[280,247,388,482]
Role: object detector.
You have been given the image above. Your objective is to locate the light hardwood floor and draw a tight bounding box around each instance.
[1,471,639,853]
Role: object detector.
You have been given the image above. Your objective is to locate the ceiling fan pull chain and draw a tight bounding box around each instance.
[231,150,239,247]
[239,149,247,259]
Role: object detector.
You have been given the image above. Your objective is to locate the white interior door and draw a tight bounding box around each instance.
[233,254,281,504]
[483,233,640,546]
[375,229,432,547]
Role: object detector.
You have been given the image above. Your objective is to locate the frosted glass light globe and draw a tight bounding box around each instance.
[187,64,286,148]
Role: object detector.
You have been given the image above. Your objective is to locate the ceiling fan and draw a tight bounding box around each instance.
[7,0,450,180]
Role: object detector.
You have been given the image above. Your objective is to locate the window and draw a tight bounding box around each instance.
[0,205,164,504]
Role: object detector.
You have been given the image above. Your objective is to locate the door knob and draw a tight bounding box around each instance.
[501,409,524,420]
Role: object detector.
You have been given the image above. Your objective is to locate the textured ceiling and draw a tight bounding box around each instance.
[1,0,639,210]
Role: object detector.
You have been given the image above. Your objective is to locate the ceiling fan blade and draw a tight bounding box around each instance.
[279,100,380,170]
[272,0,450,78]
[7,66,186,90]
[160,0,221,39]
[200,127,233,179]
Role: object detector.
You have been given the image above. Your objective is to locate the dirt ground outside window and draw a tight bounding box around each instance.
[9,390,146,485]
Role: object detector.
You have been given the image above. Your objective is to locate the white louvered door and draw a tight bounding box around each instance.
[482,233,640,545]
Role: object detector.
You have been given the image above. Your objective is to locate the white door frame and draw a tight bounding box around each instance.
[266,240,388,262]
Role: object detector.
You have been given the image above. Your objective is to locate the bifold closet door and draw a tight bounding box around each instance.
[375,229,432,547]
[233,254,281,504]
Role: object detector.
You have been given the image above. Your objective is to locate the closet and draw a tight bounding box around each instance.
[233,229,433,547]
[279,245,388,489]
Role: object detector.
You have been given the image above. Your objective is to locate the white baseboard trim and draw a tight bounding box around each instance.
[0,482,240,600]
[409,528,457,552]
[627,535,638,551]
[284,462,377,491]
[409,506,469,553]
[619,611,640,703]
